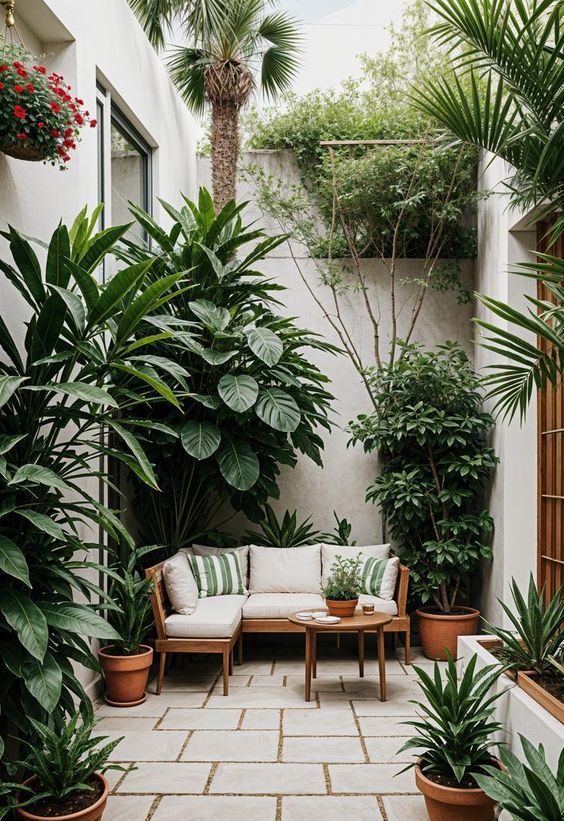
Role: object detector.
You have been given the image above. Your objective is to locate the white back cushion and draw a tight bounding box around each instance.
[321,543,390,589]
[163,551,199,615]
[249,544,322,593]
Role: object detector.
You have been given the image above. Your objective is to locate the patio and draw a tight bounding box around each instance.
[96,639,431,820]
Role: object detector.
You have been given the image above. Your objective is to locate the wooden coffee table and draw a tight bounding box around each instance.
[288,610,393,702]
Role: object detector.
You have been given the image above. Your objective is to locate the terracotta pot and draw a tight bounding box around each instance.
[517,671,564,724]
[325,598,358,618]
[16,774,109,821]
[1,143,46,162]
[415,763,497,821]
[417,607,480,660]
[98,645,153,707]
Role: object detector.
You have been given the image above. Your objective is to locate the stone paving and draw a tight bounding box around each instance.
[96,636,435,820]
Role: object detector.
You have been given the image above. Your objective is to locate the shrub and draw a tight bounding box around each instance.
[322,555,363,601]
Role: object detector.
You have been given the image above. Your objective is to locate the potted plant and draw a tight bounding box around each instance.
[398,653,504,821]
[475,734,564,821]
[0,712,123,820]
[351,343,497,659]
[485,575,563,723]
[0,42,96,167]
[322,554,363,617]
[98,547,156,707]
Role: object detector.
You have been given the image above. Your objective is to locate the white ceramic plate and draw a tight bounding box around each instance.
[296,612,314,620]
[312,611,327,618]
[315,615,341,624]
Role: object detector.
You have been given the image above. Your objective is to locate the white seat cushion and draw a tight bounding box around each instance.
[164,595,246,638]
[358,594,398,616]
[249,544,322,593]
[321,544,390,588]
[243,593,325,619]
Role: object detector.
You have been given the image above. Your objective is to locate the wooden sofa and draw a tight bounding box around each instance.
[146,558,410,697]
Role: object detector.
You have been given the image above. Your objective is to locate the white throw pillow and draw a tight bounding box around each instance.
[321,543,390,588]
[360,556,400,601]
[163,551,199,615]
[249,544,322,593]
[192,544,249,583]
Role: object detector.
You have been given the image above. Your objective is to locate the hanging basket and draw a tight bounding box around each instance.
[0,142,47,162]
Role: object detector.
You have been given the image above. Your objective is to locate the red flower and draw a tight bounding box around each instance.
[38,121,44,128]
[16,68,28,79]
[34,65,46,74]
[51,129,60,138]
[75,98,84,105]
[64,127,74,138]
[50,101,61,113]
[12,61,22,69]
[14,84,24,93]
[13,105,27,119]
[0,83,3,91]
[74,113,84,126]
[0,65,8,72]
[90,119,97,128]
[25,83,35,93]
[16,133,27,140]
[63,138,76,149]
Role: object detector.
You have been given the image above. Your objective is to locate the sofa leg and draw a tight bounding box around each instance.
[237,633,243,666]
[222,648,230,696]
[404,628,411,665]
[157,652,167,695]
[229,648,234,675]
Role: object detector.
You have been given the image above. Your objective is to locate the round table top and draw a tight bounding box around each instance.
[288,609,392,631]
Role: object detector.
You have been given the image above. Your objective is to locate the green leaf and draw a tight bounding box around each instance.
[0,536,31,586]
[38,602,121,640]
[189,299,231,331]
[199,348,238,365]
[107,420,159,490]
[0,589,48,661]
[47,285,86,332]
[245,327,283,366]
[29,294,67,362]
[115,272,184,345]
[218,373,259,412]
[79,224,130,272]
[22,652,62,712]
[181,420,222,460]
[16,509,66,541]
[64,258,99,310]
[88,260,153,327]
[112,362,181,409]
[255,387,301,432]
[8,227,45,305]
[9,464,71,491]
[217,438,260,490]
[0,433,27,455]
[46,223,71,287]
[50,382,119,408]
[0,375,27,409]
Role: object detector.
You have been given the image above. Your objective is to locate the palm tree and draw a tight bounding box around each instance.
[413,0,564,420]
[129,0,301,211]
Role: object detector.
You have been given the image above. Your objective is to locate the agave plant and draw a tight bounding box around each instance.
[414,0,564,419]
[474,735,564,821]
[486,575,564,677]
[244,504,322,548]
[117,189,336,550]
[0,207,186,766]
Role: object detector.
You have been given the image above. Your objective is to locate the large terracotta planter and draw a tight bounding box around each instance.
[517,671,564,724]
[98,645,153,707]
[415,763,497,821]
[417,607,480,660]
[16,774,109,821]
[325,598,358,618]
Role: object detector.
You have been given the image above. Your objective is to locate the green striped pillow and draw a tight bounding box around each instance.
[188,551,246,598]
[360,556,399,601]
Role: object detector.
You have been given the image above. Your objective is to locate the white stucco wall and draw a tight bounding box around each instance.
[474,156,538,624]
[0,0,197,698]
[199,150,476,544]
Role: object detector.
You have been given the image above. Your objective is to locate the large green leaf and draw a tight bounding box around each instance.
[217,439,260,490]
[112,362,181,409]
[245,327,283,366]
[16,509,66,541]
[255,387,301,432]
[107,420,159,489]
[29,294,67,362]
[189,299,231,331]
[218,373,259,413]
[0,589,48,661]
[115,272,184,345]
[0,375,27,409]
[46,223,71,287]
[47,285,85,332]
[79,224,130,273]
[7,227,45,305]
[0,536,30,586]
[88,260,153,327]
[9,464,71,491]
[181,420,221,460]
[38,602,121,640]
[21,652,62,712]
[0,433,26,455]
[49,382,118,408]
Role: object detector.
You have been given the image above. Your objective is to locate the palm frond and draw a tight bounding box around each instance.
[128,0,179,50]
[167,46,208,114]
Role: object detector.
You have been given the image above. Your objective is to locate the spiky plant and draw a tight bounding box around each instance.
[129,0,301,210]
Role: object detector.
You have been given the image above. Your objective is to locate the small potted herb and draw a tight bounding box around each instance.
[98,547,155,707]
[398,653,504,821]
[322,555,363,617]
[1,712,123,820]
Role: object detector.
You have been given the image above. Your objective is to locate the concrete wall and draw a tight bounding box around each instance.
[0,0,197,698]
[474,156,538,624]
[198,150,476,544]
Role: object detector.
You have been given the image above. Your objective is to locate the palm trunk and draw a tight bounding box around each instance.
[210,101,239,212]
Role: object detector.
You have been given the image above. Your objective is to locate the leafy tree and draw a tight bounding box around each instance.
[129,0,301,210]
[117,189,336,549]
[350,343,497,612]
[414,0,564,419]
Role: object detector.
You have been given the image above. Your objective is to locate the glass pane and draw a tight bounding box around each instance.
[111,121,147,239]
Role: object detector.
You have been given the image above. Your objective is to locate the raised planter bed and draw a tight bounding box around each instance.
[517,671,563,725]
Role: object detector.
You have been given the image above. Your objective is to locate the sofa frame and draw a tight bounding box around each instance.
[146,561,410,697]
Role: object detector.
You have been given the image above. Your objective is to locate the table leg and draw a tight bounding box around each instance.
[312,631,317,678]
[377,627,386,701]
[358,630,365,678]
[304,628,312,702]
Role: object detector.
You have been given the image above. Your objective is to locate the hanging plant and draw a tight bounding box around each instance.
[0,42,96,167]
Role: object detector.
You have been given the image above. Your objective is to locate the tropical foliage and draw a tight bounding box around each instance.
[244,505,356,547]
[117,190,335,550]
[129,0,301,209]
[0,208,186,768]
[475,735,564,821]
[414,0,564,419]
[350,343,497,612]
[106,546,158,656]
[398,654,504,785]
